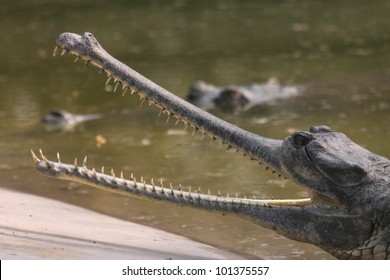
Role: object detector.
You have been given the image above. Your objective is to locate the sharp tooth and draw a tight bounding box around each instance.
[175,119,180,126]
[105,75,112,86]
[74,56,80,62]
[111,169,116,179]
[43,157,51,167]
[166,113,171,123]
[53,45,61,56]
[170,183,174,195]
[39,149,44,159]
[61,48,68,56]
[122,87,128,97]
[113,82,119,92]
[30,150,40,164]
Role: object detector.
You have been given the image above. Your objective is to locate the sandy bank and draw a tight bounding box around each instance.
[0,188,242,259]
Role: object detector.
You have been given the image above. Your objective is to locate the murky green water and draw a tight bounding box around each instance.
[1,0,389,259]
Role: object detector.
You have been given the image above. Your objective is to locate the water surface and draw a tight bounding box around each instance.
[1,0,389,259]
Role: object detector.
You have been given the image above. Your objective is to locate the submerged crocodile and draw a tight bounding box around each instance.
[42,109,102,132]
[31,32,390,260]
[42,108,148,132]
[187,79,302,111]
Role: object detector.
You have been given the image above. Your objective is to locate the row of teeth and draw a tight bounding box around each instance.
[32,149,311,206]
[31,149,283,206]
[53,44,285,178]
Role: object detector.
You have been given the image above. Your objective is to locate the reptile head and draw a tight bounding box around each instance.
[213,87,251,111]
[54,32,107,69]
[279,125,387,208]
[55,32,98,54]
[42,109,75,128]
[38,32,390,259]
[266,125,390,259]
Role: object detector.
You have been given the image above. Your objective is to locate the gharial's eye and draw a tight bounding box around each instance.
[291,132,314,148]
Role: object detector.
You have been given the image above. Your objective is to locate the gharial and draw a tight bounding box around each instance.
[31,32,390,260]
[187,78,302,112]
[42,109,102,132]
[42,108,147,132]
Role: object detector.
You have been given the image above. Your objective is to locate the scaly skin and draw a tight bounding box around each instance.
[32,32,390,259]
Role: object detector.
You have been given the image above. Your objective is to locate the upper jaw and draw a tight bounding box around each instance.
[55,32,98,58]
[54,32,106,70]
[52,32,337,209]
[55,32,82,52]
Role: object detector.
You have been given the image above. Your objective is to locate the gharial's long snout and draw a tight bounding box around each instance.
[54,32,286,177]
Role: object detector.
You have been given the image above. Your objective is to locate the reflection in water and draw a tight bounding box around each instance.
[1,0,390,259]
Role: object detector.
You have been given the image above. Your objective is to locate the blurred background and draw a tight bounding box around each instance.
[0,0,389,259]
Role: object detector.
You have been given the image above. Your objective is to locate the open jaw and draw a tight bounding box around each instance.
[31,32,390,259]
